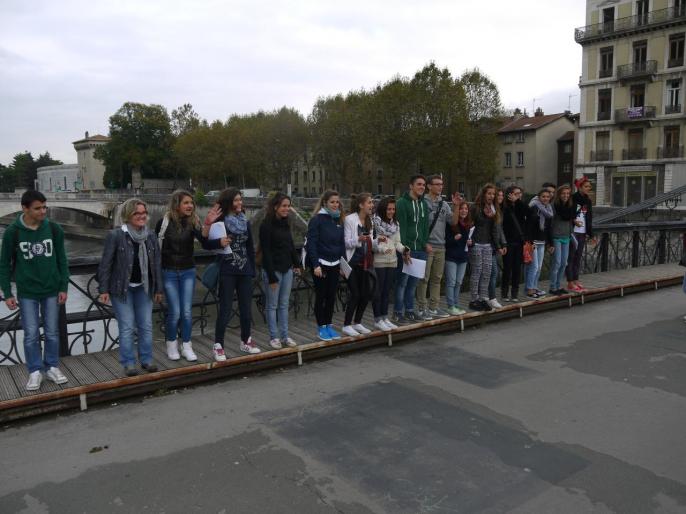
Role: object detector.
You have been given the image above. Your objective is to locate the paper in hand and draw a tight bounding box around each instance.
[403,258,426,279]
[209,221,232,254]
[340,258,352,279]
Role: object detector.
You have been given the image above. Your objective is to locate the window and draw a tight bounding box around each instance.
[504,152,512,168]
[312,171,315,181]
[598,88,612,120]
[377,168,383,179]
[377,184,383,194]
[515,132,525,143]
[594,131,611,161]
[677,0,685,17]
[663,126,681,157]
[603,6,615,32]
[562,163,572,174]
[669,33,685,67]
[294,172,298,185]
[633,40,647,65]
[630,84,645,107]
[636,0,649,25]
[626,128,644,159]
[563,143,572,154]
[516,152,524,167]
[667,79,682,113]
[600,47,614,78]
[504,134,513,144]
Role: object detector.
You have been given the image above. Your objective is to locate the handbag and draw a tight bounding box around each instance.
[523,241,534,264]
[201,259,221,292]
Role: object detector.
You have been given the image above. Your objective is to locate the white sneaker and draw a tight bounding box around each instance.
[181,341,197,361]
[281,337,297,347]
[269,338,283,349]
[46,367,68,385]
[240,337,261,354]
[26,370,42,391]
[352,323,371,335]
[213,343,227,362]
[166,340,180,360]
[383,318,398,329]
[487,298,503,309]
[374,320,392,332]
[342,325,360,337]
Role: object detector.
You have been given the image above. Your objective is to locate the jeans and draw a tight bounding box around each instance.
[488,251,500,300]
[372,267,394,319]
[19,296,59,373]
[262,268,293,340]
[163,267,196,342]
[345,265,370,325]
[444,260,467,308]
[216,272,253,346]
[549,240,570,291]
[566,233,586,282]
[416,247,446,311]
[501,241,522,297]
[312,264,340,326]
[394,250,427,314]
[111,286,154,367]
[525,242,546,291]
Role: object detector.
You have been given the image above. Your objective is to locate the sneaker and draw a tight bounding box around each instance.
[46,366,68,385]
[557,288,569,295]
[447,306,459,315]
[124,365,138,377]
[429,308,451,318]
[281,337,297,347]
[572,283,585,292]
[269,338,283,349]
[374,319,392,332]
[454,307,467,315]
[26,370,42,391]
[166,340,180,360]
[213,343,227,362]
[326,325,341,339]
[383,318,398,329]
[509,297,520,303]
[181,341,198,361]
[342,325,361,337]
[417,309,433,321]
[240,337,261,354]
[141,362,158,373]
[404,312,421,323]
[487,298,503,309]
[480,299,493,311]
[536,289,547,296]
[352,323,371,335]
[318,326,332,341]
[391,313,408,325]
[469,300,484,311]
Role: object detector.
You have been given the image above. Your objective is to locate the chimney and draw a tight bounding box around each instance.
[85,131,89,138]
[534,107,544,117]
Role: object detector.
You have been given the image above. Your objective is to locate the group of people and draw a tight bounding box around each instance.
[0,175,595,391]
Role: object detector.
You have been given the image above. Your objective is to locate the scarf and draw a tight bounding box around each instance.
[529,197,554,231]
[225,212,248,234]
[319,207,340,220]
[372,215,398,237]
[123,224,151,295]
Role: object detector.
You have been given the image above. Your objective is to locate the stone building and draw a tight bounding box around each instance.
[72,132,110,191]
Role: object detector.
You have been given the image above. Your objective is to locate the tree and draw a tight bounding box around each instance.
[34,151,62,170]
[171,103,201,137]
[459,68,504,123]
[0,163,17,192]
[10,152,36,190]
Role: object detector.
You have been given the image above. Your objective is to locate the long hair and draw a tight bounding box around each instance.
[217,187,242,216]
[452,199,473,228]
[375,197,397,225]
[473,183,501,224]
[166,189,200,228]
[265,192,291,223]
[313,190,344,222]
[350,192,372,232]
[553,184,573,208]
[120,198,147,225]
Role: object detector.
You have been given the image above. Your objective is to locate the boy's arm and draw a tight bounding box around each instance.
[0,227,15,301]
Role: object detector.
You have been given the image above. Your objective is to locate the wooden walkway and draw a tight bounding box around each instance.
[0,264,683,422]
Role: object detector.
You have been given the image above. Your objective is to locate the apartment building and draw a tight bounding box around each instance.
[576,0,686,206]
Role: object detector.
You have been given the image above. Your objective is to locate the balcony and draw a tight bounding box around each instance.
[590,149,613,162]
[668,57,684,68]
[617,60,657,82]
[665,104,682,114]
[575,6,686,44]
[657,146,684,158]
[598,110,612,121]
[599,68,613,79]
[622,148,647,160]
[614,106,657,124]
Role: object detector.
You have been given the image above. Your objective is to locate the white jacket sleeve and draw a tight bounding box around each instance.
[344,214,361,250]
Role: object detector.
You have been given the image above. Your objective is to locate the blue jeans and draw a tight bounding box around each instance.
[19,296,59,373]
[163,267,196,342]
[394,250,427,314]
[444,260,467,308]
[262,269,293,340]
[111,286,154,367]
[525,243,546,291]
[549,240,570,291]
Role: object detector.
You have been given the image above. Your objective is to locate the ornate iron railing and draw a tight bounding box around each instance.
[617,60,657,80]
[575,6,686,44]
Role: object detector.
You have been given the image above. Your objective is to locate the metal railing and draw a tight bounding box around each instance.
[575,6,686,43]
[665,104,682,114]
[622,147,647,160]
[590,149,613,162]
[657,145,684,159]
[617,60,657,80]
[615,106,657,123]
[599,68,613,79]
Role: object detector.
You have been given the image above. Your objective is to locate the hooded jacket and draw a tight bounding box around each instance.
[396,192,429,252]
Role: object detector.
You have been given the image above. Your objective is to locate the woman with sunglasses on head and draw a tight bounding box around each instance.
[567,176,595,292]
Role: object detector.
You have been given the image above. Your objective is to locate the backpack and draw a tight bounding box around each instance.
[157,215,170,248]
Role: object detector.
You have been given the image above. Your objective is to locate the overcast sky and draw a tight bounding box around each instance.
[0,0,586,165]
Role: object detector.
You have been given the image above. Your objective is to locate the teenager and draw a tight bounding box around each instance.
[306,190,345,341]
[501,186,526,302]
[469,184,506,311]
[259,193,301,348]
[524,188,554,298]
[392,175,429,324]
[549,185,575,295]
[0,191,69,390]
[371,197,407,331]
[342,193,375,336]
[444,198,472,315]
[202,188,259,358]
[416,175,452,320]
[156,190,224,361]
[567,176,595,292]
[487,188,507,308]
[98,198,163,376]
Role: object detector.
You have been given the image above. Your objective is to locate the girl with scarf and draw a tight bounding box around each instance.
[371,197,408,331]
[566,176,595,292]
[342,193,376,336]
[98,198,163,376]
[549,185,576,295]
[524,188,554,298]
[445,198,473,315]
[305,190,345,341]
[202,188,259,359]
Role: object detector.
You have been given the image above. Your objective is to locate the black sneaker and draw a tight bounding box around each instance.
[469,300,484,311]
[404,312,421,323]
[557,288,569,295]
[479,299,493,311]
[141,363,158,373]
[124,366,138,377]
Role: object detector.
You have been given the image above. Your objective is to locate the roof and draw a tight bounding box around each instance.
[497,113,572,134]
[557,131,575,142]
[72,134,110,144]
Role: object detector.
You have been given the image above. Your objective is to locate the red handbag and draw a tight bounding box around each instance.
[523,242,534,264]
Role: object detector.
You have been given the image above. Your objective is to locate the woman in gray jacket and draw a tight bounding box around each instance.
[98,198,163,376]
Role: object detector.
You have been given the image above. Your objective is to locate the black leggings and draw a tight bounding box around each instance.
[215,272,252,346]
[501,241,522,296]
[312,265,339,326]
[345,265,370,325]
[372,267,394,319]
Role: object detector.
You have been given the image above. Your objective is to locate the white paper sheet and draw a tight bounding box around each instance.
[339,258,352,279]
[208,221,232,254]
[402,257,426,279]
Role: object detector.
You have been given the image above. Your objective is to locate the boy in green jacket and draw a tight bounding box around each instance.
[0,191,69,391]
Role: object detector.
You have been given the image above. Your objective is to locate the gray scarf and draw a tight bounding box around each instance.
[125,224,151,295]
[529,197,554,231]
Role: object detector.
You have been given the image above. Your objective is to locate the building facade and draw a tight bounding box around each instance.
[37,164,80,192]
[576,0,686,206]
[72,132,110,191]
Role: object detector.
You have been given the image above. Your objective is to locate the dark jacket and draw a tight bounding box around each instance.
[98,227,163,299]
[525,204,553,244]
[470,205,502,249]
[220,222,256,277]
[306,211,345,269]
[445,221,470,263]
[571,191,594,238]
[259,217,300,283]
[551,202,576,240]
[155,217,220,270]
[502,200,527,245]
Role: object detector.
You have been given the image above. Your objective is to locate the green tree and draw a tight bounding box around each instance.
[263,107,309,190]
[10,152,36,190]
[171,103,201,137]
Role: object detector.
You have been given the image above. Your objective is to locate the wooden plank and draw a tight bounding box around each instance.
[0,367,21,401]
[91,349,128,379]
[59,355,101,386]
[75,353,117,383]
